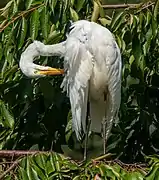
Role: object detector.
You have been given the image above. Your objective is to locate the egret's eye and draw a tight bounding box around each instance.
[34,70,38,74]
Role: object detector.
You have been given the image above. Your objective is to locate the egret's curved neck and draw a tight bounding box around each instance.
[35,41,66,57]
[19,41,66,77]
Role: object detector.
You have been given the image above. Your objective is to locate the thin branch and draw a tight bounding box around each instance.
[101,2,154,9]
[0,150,48,158]
[92,153,114,161]
[102,3,141,9]
[0,3,44,33]
[0,160,20,180]
[136,2,155,13]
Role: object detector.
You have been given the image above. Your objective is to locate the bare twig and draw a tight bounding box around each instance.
[136,2,155,13]
[102,3,140,9]
[0,160,20,180]
[92,153,114,161]
[0,150,48,158]
[0,3,44,33]
[102,2,154,9]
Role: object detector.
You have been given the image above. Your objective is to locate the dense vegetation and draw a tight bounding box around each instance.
[0,0,159,179]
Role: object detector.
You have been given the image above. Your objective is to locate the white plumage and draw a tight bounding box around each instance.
[19,20,122,154]
[61,20,121,141]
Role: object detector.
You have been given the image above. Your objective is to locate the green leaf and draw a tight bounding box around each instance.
[138,12,145,32]
[153,0,159,21]
[18,17,27,49]
[91,1,100,22]
[30,10,39,40]
[145,10,152,27]
[111,11,124,30]
[40,6,49,40]
[25,0,34,9]
[50,153,56,172]
[146,163,159,180]
[0,100,14,129]
[29,168,40,180]
[73,175,80,180]
[132,34,142,68]
[49,0,57,13]
[0,43,2,61]
[98,17,111,26]
[18,167,29,180]
[54,153,62,172]
[26,156,41,180]
[151,17,158,38]
[143,27,152,55]
[47,30,62,44]
[70,7,79,22]
[33,154,47,171]
[131,16,137,32]
[76,0,85,12]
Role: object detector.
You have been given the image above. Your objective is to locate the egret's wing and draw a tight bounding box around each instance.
[61,36,93,140]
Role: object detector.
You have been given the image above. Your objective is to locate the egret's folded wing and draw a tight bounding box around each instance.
[61,37,93,140]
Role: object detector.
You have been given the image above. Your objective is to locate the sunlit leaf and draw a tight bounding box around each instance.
[18,17,27,49]
[25,0,34,9]
[40,6,49,40]
[30,9,39,40]
[18,167,29,180]
[91,0,100,22]
[110,11,124,30]
[70,7,79,22]
[76,0,85,12]
[153,0,159,21]
[0,100,14,129]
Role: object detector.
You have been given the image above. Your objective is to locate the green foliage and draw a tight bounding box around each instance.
[2,153,159,179]
[105,1,159,162]
[0,0,159,178]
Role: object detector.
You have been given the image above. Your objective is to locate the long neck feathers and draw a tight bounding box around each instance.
[34,41,66,57]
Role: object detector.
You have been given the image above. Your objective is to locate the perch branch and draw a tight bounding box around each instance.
[0,150,48,158]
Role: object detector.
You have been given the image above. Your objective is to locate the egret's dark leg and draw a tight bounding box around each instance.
[84,117,91,161]
[102,119,107,154]
[102,91,108,154]
[83,102,91,161]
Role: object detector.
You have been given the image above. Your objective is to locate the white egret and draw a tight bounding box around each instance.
[19,20,122,159]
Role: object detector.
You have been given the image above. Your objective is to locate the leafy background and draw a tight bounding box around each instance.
[0,0,159,179]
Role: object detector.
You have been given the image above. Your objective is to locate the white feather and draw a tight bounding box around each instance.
[61,35,93,140]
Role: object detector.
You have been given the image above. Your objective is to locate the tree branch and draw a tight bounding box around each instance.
[0,150,55,179]
[101,2,154,9]
[0,3,44,33]
[0,150,48,158]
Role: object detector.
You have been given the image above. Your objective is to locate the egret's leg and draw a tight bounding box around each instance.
[102,118,107,154]
[84,117,91,161]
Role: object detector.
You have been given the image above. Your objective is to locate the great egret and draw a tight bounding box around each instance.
[20,20,122,159]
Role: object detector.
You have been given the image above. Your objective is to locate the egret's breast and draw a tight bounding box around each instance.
[89,64,108,101]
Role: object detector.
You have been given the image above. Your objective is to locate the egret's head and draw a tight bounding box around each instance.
[19,42,64,78]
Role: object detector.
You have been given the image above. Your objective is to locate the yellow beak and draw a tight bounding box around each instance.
[36,68,64,76]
